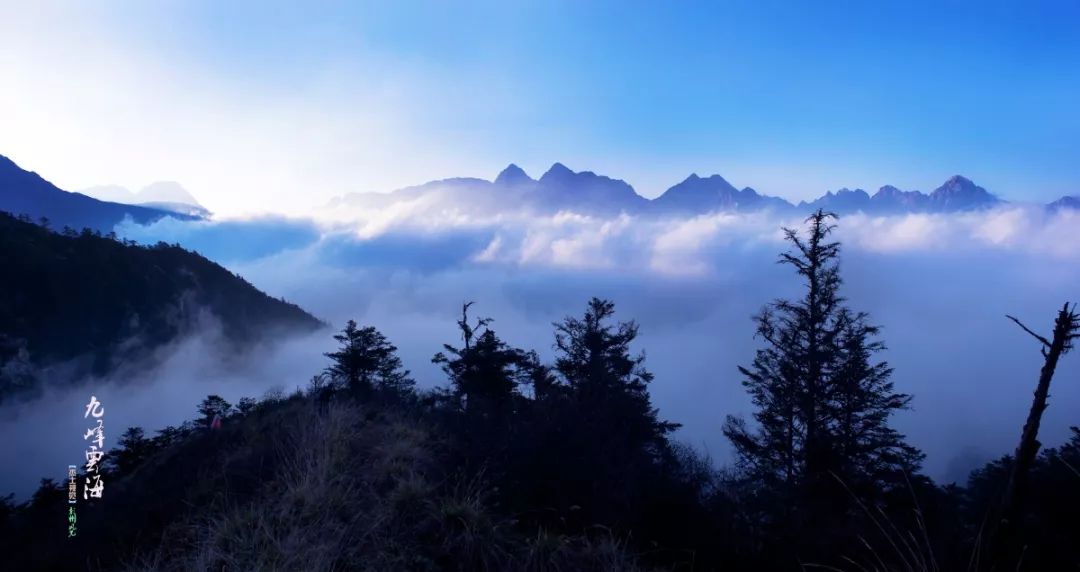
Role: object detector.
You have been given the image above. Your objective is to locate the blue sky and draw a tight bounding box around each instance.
[1,0,1077,213]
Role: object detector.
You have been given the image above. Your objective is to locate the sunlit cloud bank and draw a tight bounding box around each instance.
[320,199,1080,271]
[121,203,1080,274]
[839,208,1080,257]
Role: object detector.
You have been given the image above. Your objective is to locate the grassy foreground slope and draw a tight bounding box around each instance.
[5,387,645,571]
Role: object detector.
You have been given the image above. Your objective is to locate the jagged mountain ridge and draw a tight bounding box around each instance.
[3,152,1073,220]
[332,163,1072,216]
[652,173,776,213]
[795,176,1004,214]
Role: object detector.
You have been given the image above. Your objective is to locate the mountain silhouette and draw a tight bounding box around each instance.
[0,154,201,232]
[493,163,535,187]
[927,175,1001,211]
[871,184,930,212]
[331,163,1068,217]
[1048,195,1080,211]
[655,174,739,212]
[798,188,872,213]
[80,181,211,217]
[534,163,648,214]
[7,153,1069,221]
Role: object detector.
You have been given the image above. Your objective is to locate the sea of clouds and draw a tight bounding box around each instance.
[4,202,1079,498]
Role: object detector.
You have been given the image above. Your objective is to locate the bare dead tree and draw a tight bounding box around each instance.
[990,302,1080,569]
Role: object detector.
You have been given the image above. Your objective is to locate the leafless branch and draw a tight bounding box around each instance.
[1005,315,1052,348]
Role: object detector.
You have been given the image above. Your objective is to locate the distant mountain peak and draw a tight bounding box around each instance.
[933,175,984,196]
[670,173,735,191]
[944,174,974,186]
[80,181,204,209]
[869,185,929,213]
[80,184,136,203]
[798,186,872,212]
[654,172,766,213]
[540,162,575,181]
[683,173,731,184]
[494,163,533,186]
[137,181,202,207]
[1047,195,1080,211]
[929,175,999,209]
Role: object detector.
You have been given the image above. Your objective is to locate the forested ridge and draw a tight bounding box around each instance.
[0,210,322,402]
[2,211,1077,571]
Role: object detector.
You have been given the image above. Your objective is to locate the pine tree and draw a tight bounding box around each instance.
[111,427,153,475]
[723,211,920,516]
[324,320,413,400]
[197,395,232,425]
[554,297,679,453]
[831,315,923,492]
[433,302,530,421]
[524,297,681,531]
[236,396,257,415]
[524,351,560,402]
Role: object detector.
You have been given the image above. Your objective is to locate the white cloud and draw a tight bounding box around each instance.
[334,204,1080,274]
[836,207,1080,258]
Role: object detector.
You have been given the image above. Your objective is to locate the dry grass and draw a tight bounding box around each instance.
[803,474,940,572]
[122,395,649,572]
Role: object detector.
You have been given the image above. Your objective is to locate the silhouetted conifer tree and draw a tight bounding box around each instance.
[554,297,679,452]
[433,302,530,422]
[965,425,1080,570]
[110,427,153,475]
[29,479,64,511]
[831,316,924,492]
[197,395,232,425]
[324,320,413,400]
[507,298,682,534]
[723,210,921,551]
[524,351,560,402]
[236,396,257,415]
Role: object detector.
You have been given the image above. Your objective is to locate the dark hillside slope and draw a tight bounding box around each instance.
[1,392,645,571]
[0,154,197,232]
[0,211,322,401]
